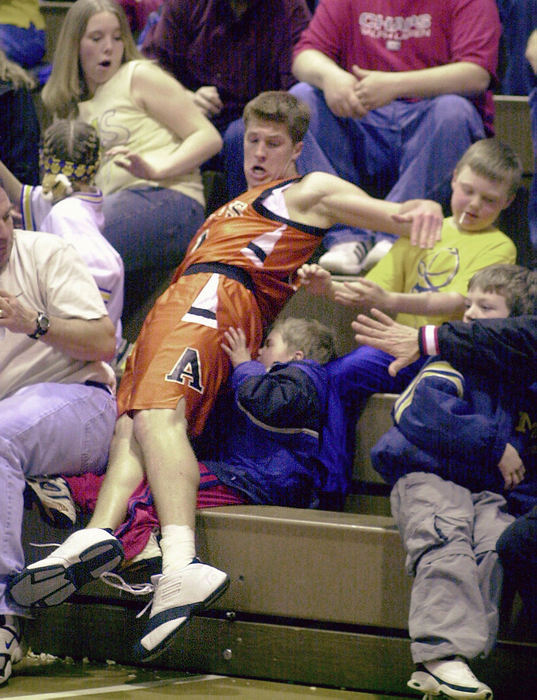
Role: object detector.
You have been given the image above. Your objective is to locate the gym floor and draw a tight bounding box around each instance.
[3,657,415,698]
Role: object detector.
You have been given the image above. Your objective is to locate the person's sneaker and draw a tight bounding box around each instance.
[134,558,230,662]
[7,528,124,609]
[318,240,374,275]
[0,615,25,686]
[25,476,76,528]
[360,239,394,272]
[408,657,493,699]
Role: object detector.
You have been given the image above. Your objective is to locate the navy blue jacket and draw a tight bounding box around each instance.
[204,359,330,508]
[372,356,537,516]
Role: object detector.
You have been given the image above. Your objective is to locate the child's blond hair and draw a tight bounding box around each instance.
[454,138,522,197]
[270,317,337,364]
[41,120,101,202]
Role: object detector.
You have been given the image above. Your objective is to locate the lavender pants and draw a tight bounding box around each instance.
[0,382,116,615]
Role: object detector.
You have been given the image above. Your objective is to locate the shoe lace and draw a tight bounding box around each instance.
[99,571,156,618]
[28,541,62,549]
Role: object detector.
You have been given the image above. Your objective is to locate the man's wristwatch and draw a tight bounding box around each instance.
[28,311,50,339]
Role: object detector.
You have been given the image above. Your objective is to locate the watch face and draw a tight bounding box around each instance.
[38,313,50,332]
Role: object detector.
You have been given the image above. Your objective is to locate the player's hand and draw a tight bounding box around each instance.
[498,443,526,490]
[392,199,443,248]
[221,327,252,367]
[352,308,420,376]
[193,86,223,117]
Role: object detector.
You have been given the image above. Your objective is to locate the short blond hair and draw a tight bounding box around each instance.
[42,0,141,118]
[270,317,336,364]
[243,91,310,145]
[454,138,523,197]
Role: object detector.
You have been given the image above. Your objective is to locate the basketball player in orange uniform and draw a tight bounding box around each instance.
[9,91,442,662]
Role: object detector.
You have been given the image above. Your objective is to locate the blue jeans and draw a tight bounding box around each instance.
[0,382,117,614]
[496,0,537,96]
[102,187,205,272]
[0,23,45,68]
[529,89,537,248]
[224,86,485,250]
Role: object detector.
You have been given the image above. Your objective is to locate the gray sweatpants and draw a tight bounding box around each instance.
[391,472,515,663]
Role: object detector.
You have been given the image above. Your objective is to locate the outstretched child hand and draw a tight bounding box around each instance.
[221,327,252,368]
[498,443,526,490]
[334,278,391,311]
[297,263,334,297]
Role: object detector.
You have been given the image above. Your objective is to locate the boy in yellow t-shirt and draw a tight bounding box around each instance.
[300,138,519,329]
[297,137,521,411]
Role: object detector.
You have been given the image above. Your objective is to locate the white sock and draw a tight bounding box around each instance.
[160,524,196,573]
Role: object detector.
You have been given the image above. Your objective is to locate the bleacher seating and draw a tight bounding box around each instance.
[20,5,537,696]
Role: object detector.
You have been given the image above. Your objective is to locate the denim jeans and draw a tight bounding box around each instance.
[496,0,537,96]
[0,382,117,614]
[102,187,205,273]
[529,89,537,248]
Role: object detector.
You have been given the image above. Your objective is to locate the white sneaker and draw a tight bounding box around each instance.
[134,558,229,662]
[7,528,124,609]
[25,476,76,528]
[408,657,493,699]
[0,615,25,685]
[318,240,373,275]
[360,239,394,271]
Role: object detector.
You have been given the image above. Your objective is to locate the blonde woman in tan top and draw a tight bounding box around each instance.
[42,0,222,274]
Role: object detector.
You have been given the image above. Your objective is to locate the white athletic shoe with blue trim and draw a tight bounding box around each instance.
[0,615,25,685]
[7,528,124,609]
[25,476,76,528]
[134,558,229,662]
[408,657,493,699]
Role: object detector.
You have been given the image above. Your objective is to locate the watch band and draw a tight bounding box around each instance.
[28,311,50,340]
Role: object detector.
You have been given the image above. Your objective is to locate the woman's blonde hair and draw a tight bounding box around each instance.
[0,49,35,90]
[42,0,141,118]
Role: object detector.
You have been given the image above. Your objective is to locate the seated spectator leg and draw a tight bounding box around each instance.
[0,382,116,613]
[529,88,537,249]
[102,187,204,273]
[472,490,515,655]
[496,505,537,626]
[328,345,426,404]
[222,118,248,201]
[290,82,387,254]
[496,0,537,95]
[385,95,485,242]
[391,473,491,663]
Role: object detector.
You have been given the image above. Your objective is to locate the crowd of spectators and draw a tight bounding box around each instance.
[2,0,537,697]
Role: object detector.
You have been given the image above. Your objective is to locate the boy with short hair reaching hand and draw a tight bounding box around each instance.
[371,264,537,699]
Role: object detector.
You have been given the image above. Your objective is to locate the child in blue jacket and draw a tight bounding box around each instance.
[371,264,537,700]
[210,316,337,508]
